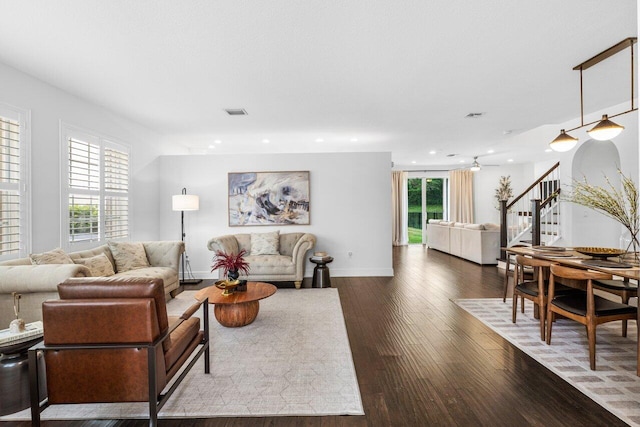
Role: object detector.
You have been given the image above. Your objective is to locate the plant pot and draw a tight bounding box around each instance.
[227,269,240,282]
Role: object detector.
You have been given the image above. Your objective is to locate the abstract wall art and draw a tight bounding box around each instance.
[228,171,310,226]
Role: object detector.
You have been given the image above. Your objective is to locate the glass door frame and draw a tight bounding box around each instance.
[407,171,449,245]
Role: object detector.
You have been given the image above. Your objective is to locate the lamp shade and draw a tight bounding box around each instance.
[549,129,578,152]
[172,194,199,211]
[587,114,624,141]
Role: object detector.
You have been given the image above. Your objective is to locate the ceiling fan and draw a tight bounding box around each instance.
[452,155,500,171]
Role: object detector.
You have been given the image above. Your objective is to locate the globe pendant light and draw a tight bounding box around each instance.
[549,129,578,152]
[587,114,624,141]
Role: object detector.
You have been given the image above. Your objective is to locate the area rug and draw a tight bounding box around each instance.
[2,288,364,421]
[455,298,640,427]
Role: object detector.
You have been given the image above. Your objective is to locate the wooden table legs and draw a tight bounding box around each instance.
[214,301,260,327]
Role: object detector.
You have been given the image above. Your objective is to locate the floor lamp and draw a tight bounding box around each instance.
[172,188,203,285]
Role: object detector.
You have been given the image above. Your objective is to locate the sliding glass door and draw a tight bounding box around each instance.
[407,176,447,244]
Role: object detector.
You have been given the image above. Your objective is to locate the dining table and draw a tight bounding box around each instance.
[503,245,640,376]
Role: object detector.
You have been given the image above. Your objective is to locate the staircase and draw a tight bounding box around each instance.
[500,162,561,257]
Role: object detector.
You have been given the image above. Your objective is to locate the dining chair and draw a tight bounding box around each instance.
[512,255,575,340]
[546,264,637,370]
[593,278,638,337]
[503,245,534,303]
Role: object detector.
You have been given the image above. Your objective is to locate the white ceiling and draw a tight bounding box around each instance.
[0,1,637,168]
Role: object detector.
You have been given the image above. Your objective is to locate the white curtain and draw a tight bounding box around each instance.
[391,171,408,246]
[449,169,474,223]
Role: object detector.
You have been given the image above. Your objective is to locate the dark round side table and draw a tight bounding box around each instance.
[0,335,47,416]
[310,257,334,288]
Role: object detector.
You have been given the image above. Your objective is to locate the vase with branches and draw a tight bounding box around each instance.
[495,175,513,210]
[566,170,639,261]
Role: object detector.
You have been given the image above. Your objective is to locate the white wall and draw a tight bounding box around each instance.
[473,164,535,224]
[0,61,170,252]
[570,140,621,248]
[158,152,393,279]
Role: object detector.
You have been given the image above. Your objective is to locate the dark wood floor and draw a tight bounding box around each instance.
[3,246,628,426]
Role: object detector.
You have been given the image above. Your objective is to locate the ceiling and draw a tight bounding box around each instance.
[0,1,637,169]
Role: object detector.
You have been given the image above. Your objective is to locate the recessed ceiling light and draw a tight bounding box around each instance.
[350,138,358,142]
[429,150,437,155]
[459,160,465,163]
[315,138,324,143]
[208,145,215,149]
[214,140,222,144]
[224,108,247,116]
[507,159,514,162]
[262,139,270,143]
[487,149,495,154]
[411,160,417,164]
[545,148,553,153]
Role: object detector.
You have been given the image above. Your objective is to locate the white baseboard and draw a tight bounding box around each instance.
[326,268,394,277]
[189,268,395,279]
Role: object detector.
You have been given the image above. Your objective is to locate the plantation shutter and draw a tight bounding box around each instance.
[68,137,100,243]
[104,146,129,239]
[0,115,21,255]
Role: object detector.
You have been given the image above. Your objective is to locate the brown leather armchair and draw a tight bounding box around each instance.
[28,277,210,426]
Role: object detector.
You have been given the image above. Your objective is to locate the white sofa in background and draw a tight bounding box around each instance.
[426,220,500,265]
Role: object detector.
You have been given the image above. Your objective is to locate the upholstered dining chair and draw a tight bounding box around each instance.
[503,244,534,303]
[593,278,638,337]
[546,265,637,370]
[28,277,210,427]
[512,255,576,340]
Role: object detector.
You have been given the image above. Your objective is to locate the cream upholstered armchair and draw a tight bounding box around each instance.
[207,232,316,288]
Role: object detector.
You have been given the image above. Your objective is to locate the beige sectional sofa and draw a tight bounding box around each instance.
[207,232,316,288]
[426,220,500,265]
[0,241,184,327]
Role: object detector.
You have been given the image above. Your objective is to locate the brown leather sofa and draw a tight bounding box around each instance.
[29,277,210,426]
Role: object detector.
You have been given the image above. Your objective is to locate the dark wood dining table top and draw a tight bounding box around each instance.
[504,246,640,281]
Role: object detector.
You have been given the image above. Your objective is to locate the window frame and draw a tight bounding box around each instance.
[60,123,131,251]
[0,103,31,261]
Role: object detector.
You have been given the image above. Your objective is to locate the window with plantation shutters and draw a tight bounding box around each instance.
[104,147,129,239]
[62,124,130,248]
[68,137,100,242]
[0,105,30,260]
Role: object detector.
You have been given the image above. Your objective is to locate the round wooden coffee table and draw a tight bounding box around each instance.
[194,282,277,327]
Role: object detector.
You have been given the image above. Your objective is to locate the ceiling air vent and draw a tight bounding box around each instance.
[465,112,484,118]
[446,153,458,157]
[224,108,248,116]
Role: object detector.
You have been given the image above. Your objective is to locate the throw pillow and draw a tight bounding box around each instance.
[483,223,500,231]
[73,253,116,277]
[107,241,150,273]
[30,248,74,265]
[251,231,280,255]
[464,223,485,230]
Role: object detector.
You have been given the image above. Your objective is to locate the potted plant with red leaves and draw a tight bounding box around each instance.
[211,249,251,291]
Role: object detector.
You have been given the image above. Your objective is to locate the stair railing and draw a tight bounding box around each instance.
[499,162,561,258]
